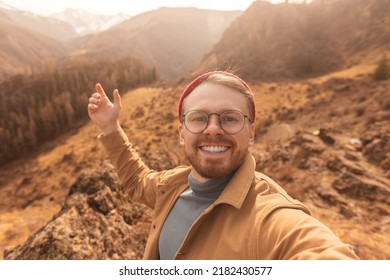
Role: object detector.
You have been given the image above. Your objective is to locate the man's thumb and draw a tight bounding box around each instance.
[113,89,122,108]
[95,83,107,98]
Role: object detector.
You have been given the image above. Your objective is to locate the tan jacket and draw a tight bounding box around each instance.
[100,128,359,260]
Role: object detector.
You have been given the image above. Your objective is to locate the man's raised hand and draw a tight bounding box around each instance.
[88,83,122,135]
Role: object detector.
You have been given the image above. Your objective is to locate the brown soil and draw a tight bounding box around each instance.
[0,65,389,259]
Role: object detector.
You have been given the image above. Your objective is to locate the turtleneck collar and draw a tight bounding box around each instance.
[188,171,236,200]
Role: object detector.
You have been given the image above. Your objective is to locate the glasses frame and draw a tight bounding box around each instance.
[181,110,253,134]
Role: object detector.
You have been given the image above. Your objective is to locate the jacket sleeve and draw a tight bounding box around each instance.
[99,128,160,209]
[257,207,360,260]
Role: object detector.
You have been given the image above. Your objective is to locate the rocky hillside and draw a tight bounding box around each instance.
[2,64,389,259]
[195,0,390,80]
[251,67,389,259]
[4,161,151,260]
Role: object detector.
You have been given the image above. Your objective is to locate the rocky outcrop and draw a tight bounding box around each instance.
[3,161,151,260]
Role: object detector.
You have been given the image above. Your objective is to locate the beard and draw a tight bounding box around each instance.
[185,136,248,180]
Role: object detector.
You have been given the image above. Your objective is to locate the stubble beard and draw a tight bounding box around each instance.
[185,138,248,180]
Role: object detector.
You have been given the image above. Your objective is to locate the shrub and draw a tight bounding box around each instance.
[373,55,389,81]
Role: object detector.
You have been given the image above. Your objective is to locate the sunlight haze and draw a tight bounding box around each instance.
[1,0,310,16]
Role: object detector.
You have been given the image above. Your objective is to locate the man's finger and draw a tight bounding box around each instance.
[92,92,101,99]
[87,103,98,114]
[113,89,122,109]
[95,83,108,98]
[89,96,100,105]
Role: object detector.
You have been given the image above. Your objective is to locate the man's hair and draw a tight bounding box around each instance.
[177,71,256,122]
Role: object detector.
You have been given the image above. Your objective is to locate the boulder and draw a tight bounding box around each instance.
[4,161,151,260]
[332,171,390,203]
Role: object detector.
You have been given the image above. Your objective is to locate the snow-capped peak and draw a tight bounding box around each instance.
[0,0,18,11]
[50,8,131,35]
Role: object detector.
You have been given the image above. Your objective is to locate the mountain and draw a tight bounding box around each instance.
[194,0,390,81]
[0,1,77,41]
[50,8,131,36]
[0,2,130,40]
[71,7,242,79]
[0,6,241,81]
[0,11,68,80]
[0,3,130,80]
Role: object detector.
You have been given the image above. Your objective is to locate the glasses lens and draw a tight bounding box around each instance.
[184,111,208,133]
[220,111,245,133]
[183,110,246,134]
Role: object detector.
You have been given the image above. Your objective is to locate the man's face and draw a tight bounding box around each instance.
[179,82,255,182]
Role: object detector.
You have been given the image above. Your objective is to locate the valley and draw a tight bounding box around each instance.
[0,0,389,260]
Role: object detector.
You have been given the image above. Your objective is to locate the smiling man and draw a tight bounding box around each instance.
[88,71,359,260]
[178,75,255,182]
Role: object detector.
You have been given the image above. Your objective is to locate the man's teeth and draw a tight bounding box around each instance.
[201,146,228,152]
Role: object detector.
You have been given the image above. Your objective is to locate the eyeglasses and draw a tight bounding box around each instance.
[181,110,252,134]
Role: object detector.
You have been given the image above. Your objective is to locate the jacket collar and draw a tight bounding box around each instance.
[213,152,255,209]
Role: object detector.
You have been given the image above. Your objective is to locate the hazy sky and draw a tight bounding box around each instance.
[1,0,293,16]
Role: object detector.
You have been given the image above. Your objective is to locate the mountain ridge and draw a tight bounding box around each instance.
[71,7,242,79]
[194,0,390,81]
[0,11,69,80]
[0,2,77,41]
[0,6,242,80]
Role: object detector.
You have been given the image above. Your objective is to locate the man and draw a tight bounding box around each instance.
[88,71,359,260]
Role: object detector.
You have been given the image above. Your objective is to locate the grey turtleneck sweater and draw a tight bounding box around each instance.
[158,172,235,260]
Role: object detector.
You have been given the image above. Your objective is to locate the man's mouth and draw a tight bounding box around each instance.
[200,146,229,153]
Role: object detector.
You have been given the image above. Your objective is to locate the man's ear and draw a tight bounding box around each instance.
[178,123,185,145]
[249,123,255,145]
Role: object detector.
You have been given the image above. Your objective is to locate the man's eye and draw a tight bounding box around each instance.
[190,116,207,122]
[222,116,238,122]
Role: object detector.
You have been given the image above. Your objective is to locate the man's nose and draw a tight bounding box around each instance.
[203,115,224,135]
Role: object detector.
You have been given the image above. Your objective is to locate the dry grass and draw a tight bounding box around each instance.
[0,64,389,259]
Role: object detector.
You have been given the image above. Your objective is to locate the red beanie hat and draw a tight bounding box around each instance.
[177,71,255,122]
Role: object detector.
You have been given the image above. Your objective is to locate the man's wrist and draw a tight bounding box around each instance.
[102,121,121,135]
